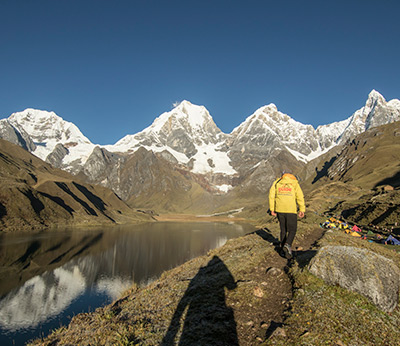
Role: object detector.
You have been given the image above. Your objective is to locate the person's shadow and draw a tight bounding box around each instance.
[161,255,239,346]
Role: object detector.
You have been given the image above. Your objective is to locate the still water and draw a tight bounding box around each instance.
[0,221,254,345]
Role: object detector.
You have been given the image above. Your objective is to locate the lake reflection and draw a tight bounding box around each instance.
[0,221,253,345]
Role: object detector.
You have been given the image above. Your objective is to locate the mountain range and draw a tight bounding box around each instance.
[1,89,399,213]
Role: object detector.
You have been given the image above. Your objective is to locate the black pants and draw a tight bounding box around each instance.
[277,212,297,247]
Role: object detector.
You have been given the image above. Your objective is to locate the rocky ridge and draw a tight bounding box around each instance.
[1,90,399,210]
[0,139,152,231]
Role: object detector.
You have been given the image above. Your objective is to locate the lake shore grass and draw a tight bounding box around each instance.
[154,213,248,223]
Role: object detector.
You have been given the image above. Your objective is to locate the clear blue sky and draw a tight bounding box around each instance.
[1,0,399,145]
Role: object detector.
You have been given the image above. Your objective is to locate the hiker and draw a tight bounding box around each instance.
[269,172,305,259]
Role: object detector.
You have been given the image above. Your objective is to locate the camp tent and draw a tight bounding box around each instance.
[384,235,400,245]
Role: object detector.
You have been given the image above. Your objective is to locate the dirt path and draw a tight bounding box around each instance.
[230,226,325,344]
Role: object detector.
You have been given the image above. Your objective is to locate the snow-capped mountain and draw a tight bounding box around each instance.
[106,100,235,175]
[7,108,96,172]
[333,90,400,143]
[105,101,236,174]
[226,103,323,172]
[231,90,400,165]
[1,90,399,199]
[231,103,319,155]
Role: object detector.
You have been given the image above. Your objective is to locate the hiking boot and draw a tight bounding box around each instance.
[282,243,293,259]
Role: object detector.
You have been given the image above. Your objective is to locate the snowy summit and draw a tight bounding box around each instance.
[7,109,96,166]
[107,100,236,176]
[1,90,400,193]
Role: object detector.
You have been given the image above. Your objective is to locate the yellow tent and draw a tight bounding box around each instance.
[350,232,361,237]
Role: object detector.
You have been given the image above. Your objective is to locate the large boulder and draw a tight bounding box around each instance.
[309,245,400,312]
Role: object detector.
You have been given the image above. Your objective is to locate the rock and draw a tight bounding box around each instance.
[254,287,264,298]
[271,327,287,338]
[383,185,394,191]
[335,340,346,346]
[266,267,283,276]
[46,143,69,168]
[0,119,36,152]
[309,245,400,312]
[83,146,122,184]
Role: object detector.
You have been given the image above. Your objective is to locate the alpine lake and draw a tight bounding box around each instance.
[0,221,255,345]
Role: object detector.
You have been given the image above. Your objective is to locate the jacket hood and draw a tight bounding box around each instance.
[282,173,297,181]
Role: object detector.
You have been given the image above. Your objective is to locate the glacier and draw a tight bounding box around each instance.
[2,90,400,182]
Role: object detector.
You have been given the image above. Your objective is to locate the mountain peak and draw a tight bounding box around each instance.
[7,108,94,164]
[8,108,90,144]
[367,89,385,103]
[172,100,202,113]
[10,108,59,122]
[176,100,193,108]
[262,103,278,112]
[112,99,228,174]
[163,100,213,131]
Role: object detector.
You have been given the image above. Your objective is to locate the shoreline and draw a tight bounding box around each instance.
[154,213,249,223]
[28,221,400,345]
[27,223,320,345]
[29,225,288,345]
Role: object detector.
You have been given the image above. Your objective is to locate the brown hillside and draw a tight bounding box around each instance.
[309,121,400,189]
[0,140,152,231]
[240,121,400,225]
[217,149,305,220]
[124,148,220,214]
[301,121,400,227]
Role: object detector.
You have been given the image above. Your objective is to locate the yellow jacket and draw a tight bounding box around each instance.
[269,173,305,214]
